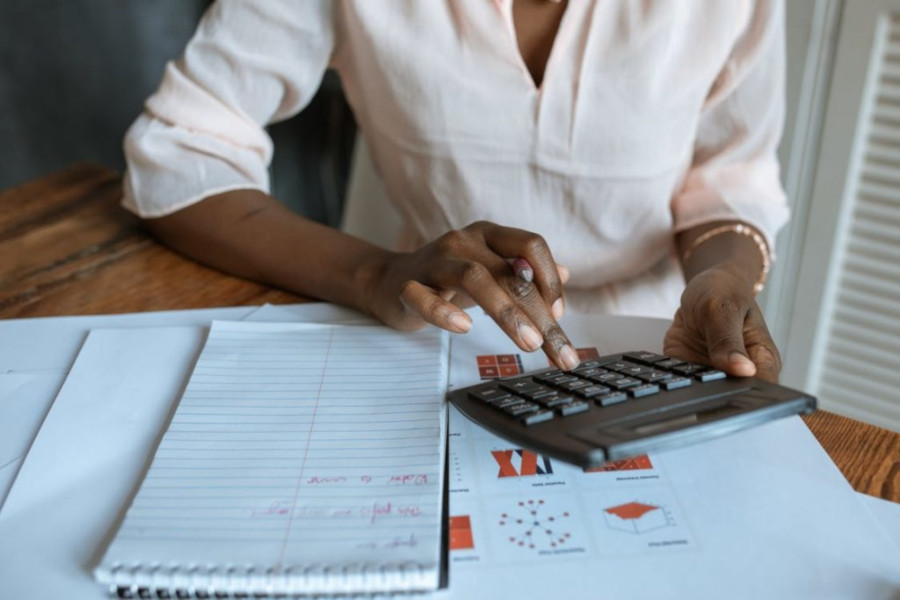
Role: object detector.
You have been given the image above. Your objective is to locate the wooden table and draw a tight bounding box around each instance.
[2,163,898,502]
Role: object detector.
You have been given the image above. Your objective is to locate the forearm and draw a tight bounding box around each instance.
[676,220,768,295]
[143,189,393,314]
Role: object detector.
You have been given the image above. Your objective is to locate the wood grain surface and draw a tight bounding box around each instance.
[802,410,900,501]
[1,164,898,503]
[0,163,299,317]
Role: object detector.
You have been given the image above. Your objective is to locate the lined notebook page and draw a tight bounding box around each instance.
[95,322,448,594]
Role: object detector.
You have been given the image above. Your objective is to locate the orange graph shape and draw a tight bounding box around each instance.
[584,454,653,473]
[604,502,659,520]
[449,515,474,550]
[496,354,518,365]
[477,355,498,367]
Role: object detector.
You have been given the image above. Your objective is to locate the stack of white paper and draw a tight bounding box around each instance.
[0,304,898,599]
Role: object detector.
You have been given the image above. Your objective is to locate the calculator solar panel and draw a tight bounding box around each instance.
[448,351,816,469]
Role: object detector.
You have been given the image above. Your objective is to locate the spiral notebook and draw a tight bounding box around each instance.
[94,321,449,597]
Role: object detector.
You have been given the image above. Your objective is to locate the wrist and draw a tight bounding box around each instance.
[356,248,400,319]
[700,260,758,297]
[679,221,770,296]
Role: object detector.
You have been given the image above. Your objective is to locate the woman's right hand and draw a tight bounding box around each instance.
[366,221,580,371]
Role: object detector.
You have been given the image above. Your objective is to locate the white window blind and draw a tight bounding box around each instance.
[814,13,900,431]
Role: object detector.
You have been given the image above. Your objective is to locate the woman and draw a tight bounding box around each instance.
[124,0,786,379]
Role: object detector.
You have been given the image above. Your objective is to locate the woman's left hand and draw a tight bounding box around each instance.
[663,266,781,382]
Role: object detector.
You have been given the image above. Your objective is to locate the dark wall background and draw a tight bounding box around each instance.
[0,0,355,225]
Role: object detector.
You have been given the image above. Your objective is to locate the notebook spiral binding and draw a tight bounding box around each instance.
[104,561,434,598]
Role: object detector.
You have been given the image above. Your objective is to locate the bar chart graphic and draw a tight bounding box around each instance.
[584,454,653,473]
[449,515,475,550]
[491,449,554,478]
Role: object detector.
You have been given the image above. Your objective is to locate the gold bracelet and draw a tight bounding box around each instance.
[681,223,771,295]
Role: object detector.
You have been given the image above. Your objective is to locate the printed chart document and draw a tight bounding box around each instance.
[442,312,900,599]
[94,322,449,596]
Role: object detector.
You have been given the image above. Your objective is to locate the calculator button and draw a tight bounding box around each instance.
[588,371,618,383]
[468,385,511,404]
[619,365,653,377]
[671,363,706,377]
[576,385,610,399]
[521,410,555,426]
[547,374,580,386]
[655,358,685,370]
[521,385,558,400]
[538,394,575,408]
[503,402,540,417]
[629,383,660,398]
[558,379,590,392]
[576,359,616,369]
[623,351,669,365]
[696,369,727,382]
[535,394,575,408]
[606,377,641,390]
[557,401,590,417]
[594,391,628,406]
[572,366,606,378]
[500,380,544,395]
[607,361,643,373]
[661,377,692,391]
[638,370,672,383]
[495,397,527,410]
[533,370,563,384]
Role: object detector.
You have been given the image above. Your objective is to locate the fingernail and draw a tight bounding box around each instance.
[449,312,472,333]
[729,351,756,375]
[512,258,534,283]
[559,345,580,370]
[552,298,565,320]
[517,323,543,351]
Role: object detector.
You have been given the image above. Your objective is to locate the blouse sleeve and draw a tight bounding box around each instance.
[122,0,334,218]
[671,0,789,255]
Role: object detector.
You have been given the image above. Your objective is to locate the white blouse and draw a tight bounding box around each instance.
[123,0,788,318]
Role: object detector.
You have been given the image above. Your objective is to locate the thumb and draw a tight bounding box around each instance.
[704,307,757,377]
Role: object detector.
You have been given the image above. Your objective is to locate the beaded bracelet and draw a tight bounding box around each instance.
[681,223,771,295]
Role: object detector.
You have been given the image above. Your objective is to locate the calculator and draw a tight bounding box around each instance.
[448,351,816,468]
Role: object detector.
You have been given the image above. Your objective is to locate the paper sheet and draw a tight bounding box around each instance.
[96,322,449,594]
[0,371,67,505]
[1,310,899,599]
[0,305,260,373]
[242,302,377,325]
[0,327,208,598]
[0,304,300,511]
[862,493,900,554]
[440,313,900,598]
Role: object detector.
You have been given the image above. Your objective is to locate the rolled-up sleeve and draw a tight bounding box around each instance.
[123,0,334,217]
[671,0,789,254]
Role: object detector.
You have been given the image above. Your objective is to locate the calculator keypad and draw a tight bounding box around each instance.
[466,351,725,427]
